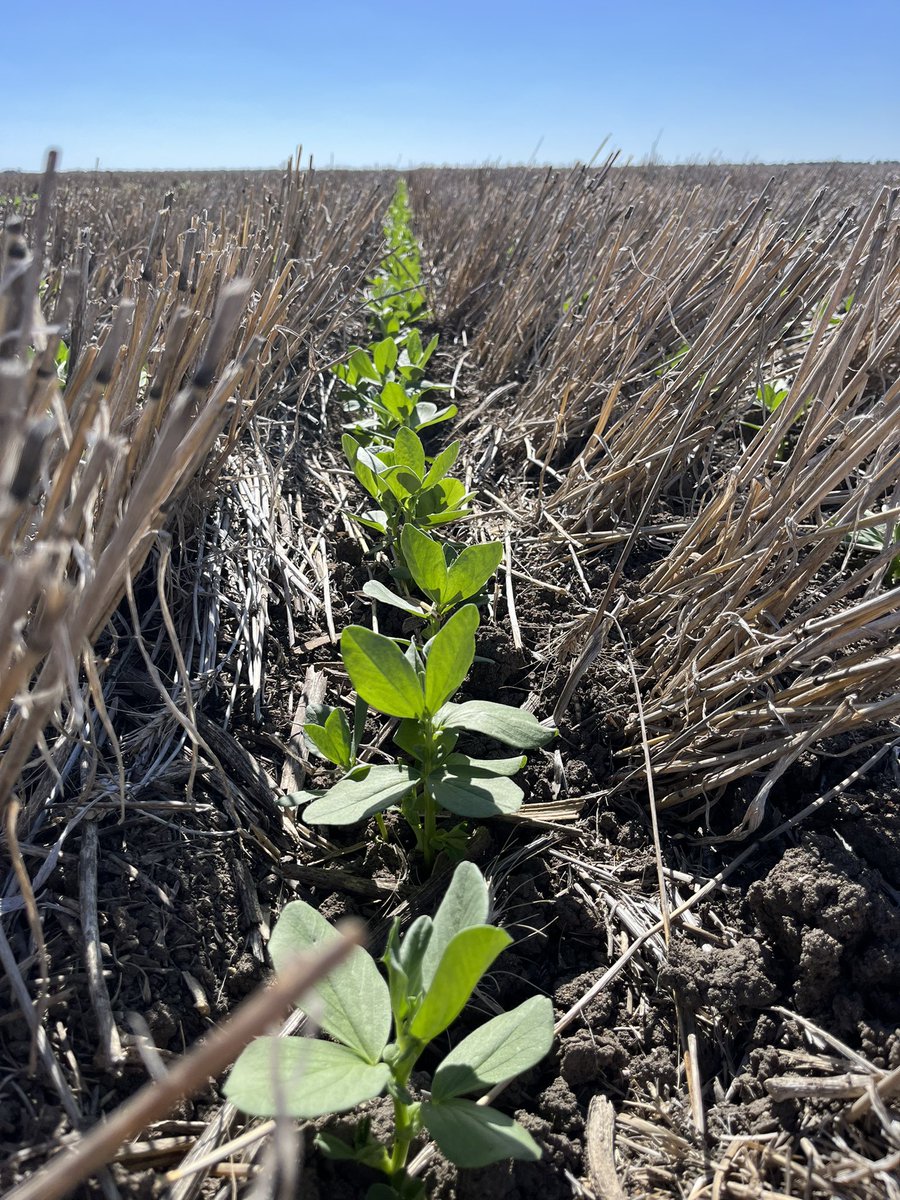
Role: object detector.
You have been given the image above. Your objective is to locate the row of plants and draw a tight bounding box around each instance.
[224,182,557,1197]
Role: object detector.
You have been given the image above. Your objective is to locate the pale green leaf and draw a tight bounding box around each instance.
[400,524,448,600]
[362,580,428,617]
[431,996,555,1100]
[342,625,425,718]
[421,861,489,988]
[225,1037,389,1118]
[393,426,425,479]
[431,771,524,817]
[424,604,479,712]
[269,901,391,1061]
[436,700,555,749]
[422,442,460,488]
[303,764,416,826]
[421,1098,542,1168]
[445,542,504,604]
[411,925,511,1042]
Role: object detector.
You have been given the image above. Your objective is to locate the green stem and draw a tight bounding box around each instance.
[422,787,436,869]
[388,1097,416,1176]
[375,812,389,841]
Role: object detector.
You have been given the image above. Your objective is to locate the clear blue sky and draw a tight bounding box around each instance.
[2,0,898,170]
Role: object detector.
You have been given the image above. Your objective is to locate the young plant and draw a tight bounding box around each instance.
[335,332,455,442]
[343,429,473,556]
[843,509,900,585]
[287,604,555,864]
[363,525,503,636]
[304,695,368,771]
[224,862,555,1198]
[366,180,431,336]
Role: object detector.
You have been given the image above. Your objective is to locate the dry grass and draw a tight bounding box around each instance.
[413,163,900,817]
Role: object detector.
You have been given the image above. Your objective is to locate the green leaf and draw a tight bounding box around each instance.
[347,348,380,381]
[268,902,391,1061]
[424,604,479,712]
[343,434,383,501]
[445,752,526,777]
[304,708,353,768]
[393,426,426,478]
[383,465,422,501]
[304,763,416,825]
[398,915,433,1000]
[422,508,472,529]
[422,442,460,488]
[437,700,556,749]
[372,337,398,375]
[225,1037,390,1118]
[362,580,428,618]
[431,996,555,1100]
[380,381,415,423]
[349,510,389,535]
[421,1099,542,1168]
[431,771,524,818]
[445,542,503,604]
[400,524,448,600]
[277,787,321,809]
[411,925,511,1042]
[413,402,458,431]
[422,862,489,988]
[342,625,425,718]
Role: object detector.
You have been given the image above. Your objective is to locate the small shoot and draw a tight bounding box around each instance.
[224,863,555,1197]
[284,605,555,864]
[363,525,503,636]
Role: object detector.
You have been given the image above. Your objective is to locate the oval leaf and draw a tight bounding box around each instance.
[225,1037,390,1118]
[445,542,504,604]
[393,426,426,479]
[400,524,448,600]
[445,752,526,777]
[421,1098,542,1168]
[431,772,524,818]
[422,442,460,488]
[422,861,489,989]
[411,925,511,1042]
[342,625,425,718]
[303,764,416,826]
[431,996,555,1101]
[362,579,428,617]
[437,700,556,749]
[269,901,391,1062]
[424,604,479,713]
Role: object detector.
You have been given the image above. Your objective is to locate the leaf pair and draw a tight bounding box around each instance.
[298,608,555,833]
[341,603,479,719]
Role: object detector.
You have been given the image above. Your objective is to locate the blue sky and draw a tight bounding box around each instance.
[2,0,898,170]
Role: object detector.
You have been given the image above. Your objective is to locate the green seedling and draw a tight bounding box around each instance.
[304,695,368,771]
[343,429,473,557]
[654,342,691,377]
[363,525,503,636]
[224,862,555,1198]
[336,331,456,442]
[843,510,900,585]
[286,604,555,864]
[365,180,431,335]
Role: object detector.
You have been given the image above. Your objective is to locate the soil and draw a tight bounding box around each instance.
[2,309,900,1200]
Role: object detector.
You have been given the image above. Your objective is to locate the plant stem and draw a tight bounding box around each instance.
[388,1096,416,1176]
[375,812,389,841]
[422,787,436,869]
